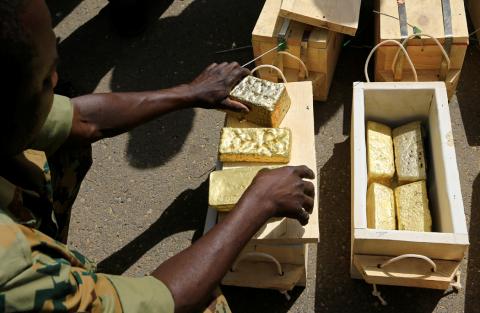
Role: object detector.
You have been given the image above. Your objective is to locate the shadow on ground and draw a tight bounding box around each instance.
[97,179,209,274]
[465,174,480,312]
[49,0,261,168]
[456,44,480,147]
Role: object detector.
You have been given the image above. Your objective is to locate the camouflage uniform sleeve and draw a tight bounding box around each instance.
[0,212,123,312]
[0,210,175,313]
[105,275,175,313]
[29,95,74,156]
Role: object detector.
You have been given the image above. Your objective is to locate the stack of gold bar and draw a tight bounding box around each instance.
[229,76,291,127]
[366,120,432,232]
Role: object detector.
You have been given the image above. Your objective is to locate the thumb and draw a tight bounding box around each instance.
[221,98,250,113]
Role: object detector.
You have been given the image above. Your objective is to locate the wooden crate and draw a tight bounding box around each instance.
[374,0,469,99]
[204,81,318,290]
[351,82,469,289]
[466,0,480,43]
[252,0,343,101]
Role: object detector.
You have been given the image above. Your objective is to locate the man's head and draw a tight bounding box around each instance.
[0,0,58,157]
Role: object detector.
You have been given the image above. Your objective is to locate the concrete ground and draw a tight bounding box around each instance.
[47,0,480,312]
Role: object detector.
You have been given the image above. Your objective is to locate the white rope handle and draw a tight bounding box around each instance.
[251,64,288,83]
[277,51,310,78]
[231,252,283,276]
[392,33,451,75]
[365,39,418,82]
[380,254,437,272]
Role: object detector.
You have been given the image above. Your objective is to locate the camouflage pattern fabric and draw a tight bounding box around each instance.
[0,95,233,312]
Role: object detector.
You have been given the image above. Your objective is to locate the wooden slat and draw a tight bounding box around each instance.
[354,255,460,290]
[221,81,319,244]
[279,0,361,36]
[376,0,469,44]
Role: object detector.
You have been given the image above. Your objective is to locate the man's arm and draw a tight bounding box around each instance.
[67,62,249,145]
[152,166,316,313]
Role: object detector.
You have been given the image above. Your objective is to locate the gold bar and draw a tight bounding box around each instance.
[367,121,395,185]
[393,121,427,184]
[219,127,291,163]
[209,166,277,212]
[229,76,291,127]
[395,180,432,232]
[366,183,396,230]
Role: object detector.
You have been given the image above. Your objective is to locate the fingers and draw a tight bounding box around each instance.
[221,98,250,112]
[303,195,314,214]
[293,165,315,179]
[303,180,315,198]
[227,67,250,86]
[296,209,310,226]
[205,63,218,72]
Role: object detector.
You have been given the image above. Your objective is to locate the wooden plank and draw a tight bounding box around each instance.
[221,81,319,244]
[279,0,360,36]
[376,0,469,44]
[353,228,469,261]
[354,255,460,290]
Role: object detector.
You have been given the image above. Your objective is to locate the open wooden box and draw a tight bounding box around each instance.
[374,0,469,99]
[252,0,343,101]
[204,81,318,291]
[351,82,469,289]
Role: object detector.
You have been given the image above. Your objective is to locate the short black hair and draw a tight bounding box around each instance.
[0,0,35,116]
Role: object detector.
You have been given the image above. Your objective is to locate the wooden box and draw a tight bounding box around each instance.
[204,81,318,291]
[374,0,469,99]
[351,82,469,290]
[252,0,343,101]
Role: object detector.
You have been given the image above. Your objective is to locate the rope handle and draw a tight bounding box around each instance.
[392,33,451,78]
[251,64,288,83]
[277,51,310,79]
[379,254,437,272]
[231,252,283,276]
[365,39,418,82]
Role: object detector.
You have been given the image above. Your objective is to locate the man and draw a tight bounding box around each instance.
[0,0,316,312]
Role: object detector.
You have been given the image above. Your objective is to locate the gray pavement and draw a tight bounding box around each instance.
[47,0,480,312]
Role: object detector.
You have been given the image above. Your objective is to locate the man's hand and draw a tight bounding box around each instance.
[188,62,250,112]
[238,165,316,226]
[151,165,315,312]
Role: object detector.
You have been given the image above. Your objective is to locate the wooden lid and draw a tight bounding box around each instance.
[252,0,329,48]
[278,0,361,36]
[377,0,469,45]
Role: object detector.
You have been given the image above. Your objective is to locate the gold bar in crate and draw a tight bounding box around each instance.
[395,180,432,232]
[219,127,291,163]
[367,121,395,185]
[229,76,291,127]
[209,166,277,212]
[366,183,396,230]
[393,121,427,184]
